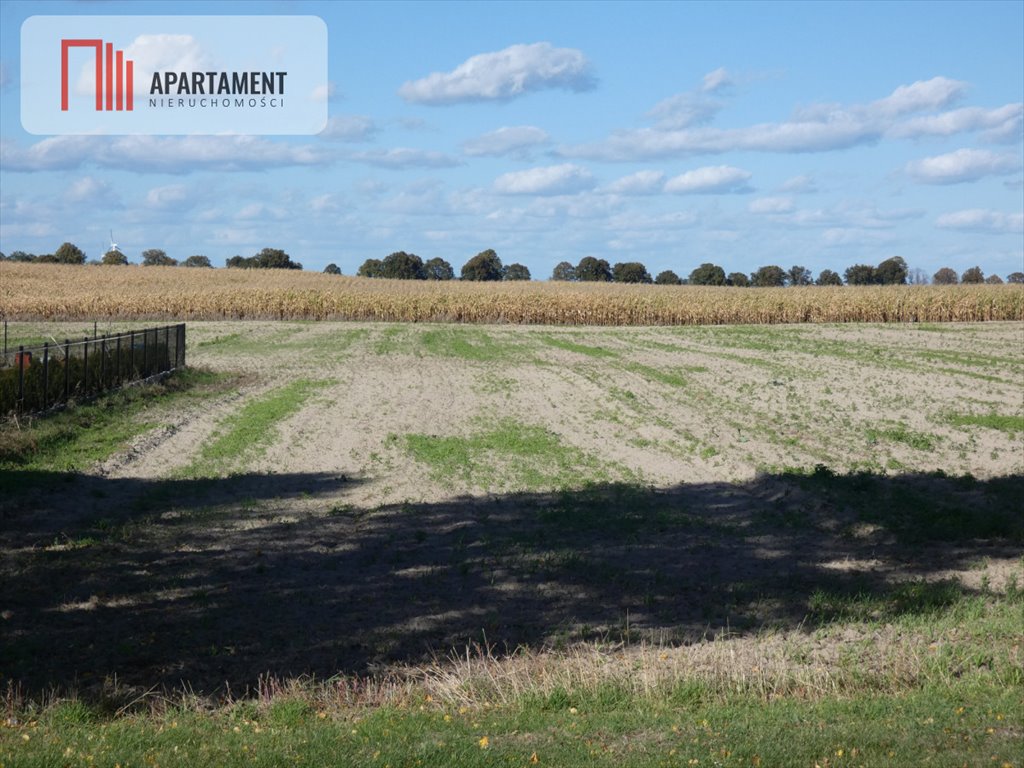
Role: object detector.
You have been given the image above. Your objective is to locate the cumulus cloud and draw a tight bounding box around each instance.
[646,93,723,130]
[65,176,114,204]
[0,136,333,173]
[748,196,794,214]
[560,77,980,160]
[890,103,1023,143]
[319,115,379,142]
[398,43,595,105]
[603,170,666,195]
[935,208,1024,233]
[311,81,340,103]
[348,148,461,169]
[145,184,189,208]
[702,67,732,93]
[493,163,595,195]
[462,126,551,159]
[780,174,817,193]
[664,165,752,194]
[905,148,1020,184]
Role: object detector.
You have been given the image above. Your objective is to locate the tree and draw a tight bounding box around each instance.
[226,255,251,269]
[985,274,1004,284]
[727,272,750,287]
[503,263,532,281]
[102,250,128,265]
[932,267,958,285]
[461,249,503,281]
[9,251,35,262]
[324,263,342,275]
[750,265,786,287]
[183,255,212,268]
[424,257,454,280]
[786,265,813,286]
[688,262,726,286]
[54,242,86,264]
[141,248,177,266]
[815,269,843,286]
[875,256,908,285]
[961,266,984,284]
[613,261,652,283]
[551,261,577,281]
[908,267,929,285]
[1007,272,1024,284]
[381,251,425,280]
[655,270,682,285]
[252,247,302,270]
[844,264,878,285]
[357,258,384,278]
[36,254,58,263]
[575,256,612,282]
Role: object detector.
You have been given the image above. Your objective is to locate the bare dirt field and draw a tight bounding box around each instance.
[2,321,1022,695]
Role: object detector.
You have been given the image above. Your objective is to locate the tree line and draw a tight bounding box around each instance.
[3,243,1021,285]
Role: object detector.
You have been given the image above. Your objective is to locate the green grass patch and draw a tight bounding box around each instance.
[865,423,939,451]
[538,334,619,359]
[0,369,230,488]
[418,328,526,362]
[180,378,332,477]
[404,419,619,490]
[621,362,690,388]
[4,683,1020,768]
[945,412,1024,434]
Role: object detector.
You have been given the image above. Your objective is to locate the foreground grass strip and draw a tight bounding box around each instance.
[2,684,1020,767]
[0,369,229,487]
[404,419,618,490]
[181,379,332,477]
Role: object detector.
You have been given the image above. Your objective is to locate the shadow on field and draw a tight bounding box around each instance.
[1,467,1021,698]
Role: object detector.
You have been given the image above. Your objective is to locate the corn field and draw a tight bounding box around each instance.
[2,263,1021,325]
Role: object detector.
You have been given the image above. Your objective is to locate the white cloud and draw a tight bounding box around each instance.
[310,194,342,213]
[311,81,340,102]
[664,165,752,194]
[749,196,794,214]
[822,228,896,247]
[145,184,188,208]
[702,67,732,93]
[493,163,595,195]
[348,148,461,169]
[603,170,666,195]
[116,34,214,100]
[906,148,1021,184]
[236,203,287,221]
[647,93,723,130]
[398,42,595,105]
[780,174,817,193]
[935,208,1024,233]
[890,103,1023,143]
[65,176,114,204]
[319,115,378,142]
[560,77,977,160]
[462,126,551,159]
[0,136,333,173]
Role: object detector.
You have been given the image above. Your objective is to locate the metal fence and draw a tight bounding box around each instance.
[0,324,186,416]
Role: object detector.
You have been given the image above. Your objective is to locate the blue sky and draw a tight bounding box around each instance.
[1,0,1022,279]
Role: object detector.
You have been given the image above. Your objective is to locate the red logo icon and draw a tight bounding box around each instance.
[61,39,134,111]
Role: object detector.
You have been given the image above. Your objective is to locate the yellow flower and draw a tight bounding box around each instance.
[478,736,490,749]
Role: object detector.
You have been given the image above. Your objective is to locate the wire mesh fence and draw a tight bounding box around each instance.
[0,324,186,417]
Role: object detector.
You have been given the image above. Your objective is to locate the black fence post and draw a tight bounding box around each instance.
[100,335,106,392]
[42,342,49,411]
[143,329,149,377]
[115,334,121,386]
[17,345,25,406]
[83,336,89,396]
[129,330,135,379]
[64,339,71,403]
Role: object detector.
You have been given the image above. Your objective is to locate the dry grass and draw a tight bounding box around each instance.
[3,262,1021,324]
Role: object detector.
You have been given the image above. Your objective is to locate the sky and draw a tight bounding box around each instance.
[1,0,1022,279]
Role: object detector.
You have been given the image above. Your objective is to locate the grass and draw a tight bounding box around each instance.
[403,419,625,490]
[945,412,1024,434]
[179,378,332,477]
[865,423,939,451]
[0,368,230,489]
